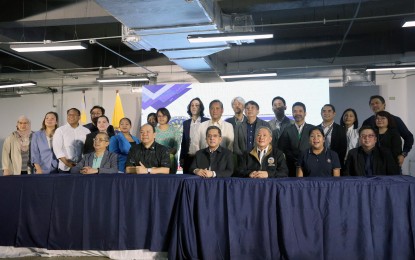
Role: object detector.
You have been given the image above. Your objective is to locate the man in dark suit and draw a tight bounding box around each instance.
[278,102,314,177]
[362,95,413,167]
[189,126,233,178]
[268,96,294,146]
[319,104,347,170]
[179,98,209,173]
[234,100,270,156]
[344,125,400,176]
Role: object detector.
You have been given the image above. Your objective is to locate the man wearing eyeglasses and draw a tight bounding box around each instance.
[362,95,413,166]
[189,126,233,178]
[70,132,118,174]
[125,124,170,174]
[344,125,399,176]
[84,105,115,135]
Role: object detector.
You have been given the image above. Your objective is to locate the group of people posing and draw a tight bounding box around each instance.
[2,94,413,178]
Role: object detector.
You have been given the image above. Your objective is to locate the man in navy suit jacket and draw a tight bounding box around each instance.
[180,98,209,173]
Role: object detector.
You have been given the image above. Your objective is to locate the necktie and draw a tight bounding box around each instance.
[364,153,373,176]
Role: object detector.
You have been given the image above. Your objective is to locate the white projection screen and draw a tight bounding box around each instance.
[141,78,330,127]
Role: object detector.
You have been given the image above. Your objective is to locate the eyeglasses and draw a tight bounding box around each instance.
[93,138,109,143]
[360,134,376,139]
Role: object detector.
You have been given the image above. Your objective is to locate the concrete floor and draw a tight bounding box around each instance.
[9,256,109,260]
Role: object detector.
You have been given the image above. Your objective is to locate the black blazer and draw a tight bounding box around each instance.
[278,123,315,162]
[269,116,294,146]
[180,117,209,161]
[377,128,402,160]
[322,123,347,168]
[363,114,413,154]
[343,146,400,176]
[189,146,234,177]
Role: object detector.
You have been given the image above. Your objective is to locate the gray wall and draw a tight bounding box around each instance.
[330,85,379,125]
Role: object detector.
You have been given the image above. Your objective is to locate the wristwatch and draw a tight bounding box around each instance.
[402,152,408,158]
[147,168,151,174]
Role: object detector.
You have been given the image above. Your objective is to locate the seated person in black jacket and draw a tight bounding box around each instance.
[189,126,233,178]
[237,126,288,178]
[344,125,400,176]
[125,124,170,174]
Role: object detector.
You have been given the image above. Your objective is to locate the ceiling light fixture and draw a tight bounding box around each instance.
[10,42,87,52]
[96,77,149,83]
[402,20,415,27]
[220,72,277,79]
[188,32,274,43]
[366,65,415,72]
[0,81,37,89]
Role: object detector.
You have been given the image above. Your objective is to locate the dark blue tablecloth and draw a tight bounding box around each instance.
[1,174,415,259]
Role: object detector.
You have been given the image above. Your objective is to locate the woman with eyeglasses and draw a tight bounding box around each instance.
[155,108,181,174]
[109,117,140,173]
[2,115,34,175]
[83,115,115,154]
[71,132,118,174]
[375,111,403,168]
[31,112,59,174]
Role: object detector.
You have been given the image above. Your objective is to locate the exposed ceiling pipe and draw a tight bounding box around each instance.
[93,40,157,75]
[330,0,362,64]
[233,12,415,29]
[0,48,68,77]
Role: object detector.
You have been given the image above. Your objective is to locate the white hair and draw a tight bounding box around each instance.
[231,96,246,106]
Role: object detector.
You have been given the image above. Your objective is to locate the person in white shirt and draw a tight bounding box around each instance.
[195,99,234,152]
[53,108,90,172]
[179,97,209,173]
[340,108,360,160]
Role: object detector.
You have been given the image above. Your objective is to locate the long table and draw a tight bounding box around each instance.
[1,174,414,259]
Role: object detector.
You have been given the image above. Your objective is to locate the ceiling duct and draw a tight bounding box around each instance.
[343,68,376,87]
[95,0,262,81]
[220,14,257,45]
